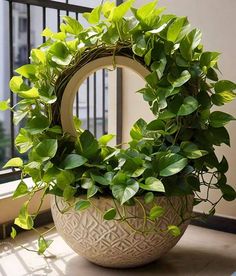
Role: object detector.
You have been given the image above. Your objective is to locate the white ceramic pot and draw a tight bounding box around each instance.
[51,195,193,268]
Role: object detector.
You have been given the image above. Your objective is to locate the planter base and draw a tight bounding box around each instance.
[51,195,193,268]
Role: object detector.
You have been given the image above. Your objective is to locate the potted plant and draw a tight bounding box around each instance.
[1,0,236,268]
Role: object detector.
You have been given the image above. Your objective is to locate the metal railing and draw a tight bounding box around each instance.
[0,0,122,183]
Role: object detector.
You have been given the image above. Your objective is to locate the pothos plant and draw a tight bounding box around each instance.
[1,0,236,255]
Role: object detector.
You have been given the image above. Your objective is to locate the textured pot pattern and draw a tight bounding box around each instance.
[51,195,193,268]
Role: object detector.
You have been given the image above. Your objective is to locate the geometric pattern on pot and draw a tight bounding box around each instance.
[60,56,149,136]
[51,195,193,268]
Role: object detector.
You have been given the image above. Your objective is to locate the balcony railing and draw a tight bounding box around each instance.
[0,0,123,183]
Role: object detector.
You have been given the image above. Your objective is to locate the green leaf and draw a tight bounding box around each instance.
[14,203,34,230]
[56,170,75,190]
[9,76,24,92]
[3,157,23,168]
[87,184,99,198]
[109,0,135,22]
[38,236,53,255]
[158,110,176,120]
[15,129,33,153]
[63,185,76,201]
[180,29,202,60]
[76,130,99,159]
[103,208,117,220]
[146,119,165,131]
[149,205,165,220]
[167,17,187,43]
[102,2,115,18]
[41,27,53,37]
[13,181,29,199]
[168,70,191,88]
[49,42,69,59]
[83,5,101,24]
[0,100,10,111]
[35,139,58,161]
[158,153,187,177]
[136,0,158,20]
[132,34,147,57]
[177,96,198,116]
[112,179,139,205]
[10,227,17,239]
[62,16,83,35]
[144,192,154,204]
[212,91,236,105]
[75,200,91,211]
[200,52,220,69]
[168,225,181,237]
[98,134,115,145]
[181,142,208,159]
[61,154,87,169]
[144,49,152,66]
[30,49,46,64]
[15,64,37,80]
[130,118,147,140]
[209,111,235,128]
[81,178,94,189]
[214,80,236,93]
[140,177,165,192]
[18,87,39,99]
[25,115,49,134]
[91,173,109,186]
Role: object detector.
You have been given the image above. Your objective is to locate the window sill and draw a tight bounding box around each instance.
[0,178,50,225]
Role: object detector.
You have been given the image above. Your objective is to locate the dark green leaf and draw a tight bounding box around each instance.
[103,208,117,220]
[186,175,200,191]
[177,96,198,116]
[25,115,49,134]
[76,130,99,159]
[91,173,109,186]
[61,154,87,169]
[209,111,235,128]
[220,185,236,201]
[181,141,208,159]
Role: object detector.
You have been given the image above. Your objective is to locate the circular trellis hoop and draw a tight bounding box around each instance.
[60,55,149,136]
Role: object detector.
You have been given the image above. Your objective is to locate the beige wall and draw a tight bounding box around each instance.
[120,0,236,218]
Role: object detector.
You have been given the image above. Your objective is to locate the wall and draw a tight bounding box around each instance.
[121,0,236,218]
